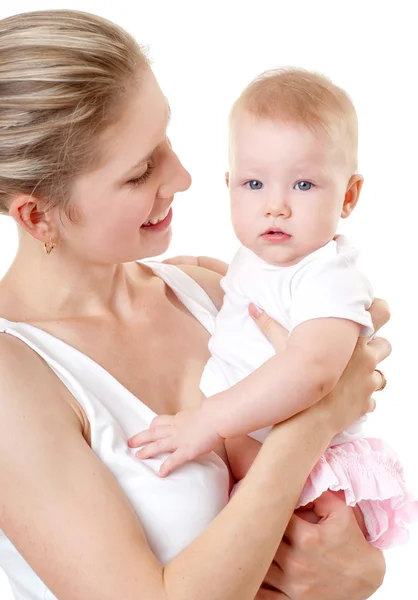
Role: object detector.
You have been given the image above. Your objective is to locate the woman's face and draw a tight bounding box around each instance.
[60,68,191,264]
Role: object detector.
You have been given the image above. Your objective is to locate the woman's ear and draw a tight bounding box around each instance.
[225,172,230,188]
[341,174,364,218]
[8,194,57,243]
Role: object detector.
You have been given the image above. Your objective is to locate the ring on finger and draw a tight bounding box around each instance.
[375,368,387,392]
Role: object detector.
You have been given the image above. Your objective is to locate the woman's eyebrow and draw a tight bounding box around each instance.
[125,104,172,175]
[126,147,159,175]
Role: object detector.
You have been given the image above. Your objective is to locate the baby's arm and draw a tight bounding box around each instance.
[130,246,373,476]
[204,317,361,439]
[130,317,361,476]
[214,318,360,483]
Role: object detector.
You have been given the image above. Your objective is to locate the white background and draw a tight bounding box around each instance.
[1,1,417,598]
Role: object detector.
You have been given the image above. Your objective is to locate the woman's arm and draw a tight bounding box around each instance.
[251,300,390,600]
[0,324,379,600]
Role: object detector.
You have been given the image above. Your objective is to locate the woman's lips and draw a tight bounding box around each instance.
[141,208,173,232]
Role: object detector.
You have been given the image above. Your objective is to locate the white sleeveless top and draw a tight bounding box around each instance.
[0,262,230,600]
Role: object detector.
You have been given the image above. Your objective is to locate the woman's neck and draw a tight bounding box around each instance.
[0,236,151,324]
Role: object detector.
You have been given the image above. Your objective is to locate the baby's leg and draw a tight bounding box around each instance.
[296,490,368,536]
[225,434,263,482]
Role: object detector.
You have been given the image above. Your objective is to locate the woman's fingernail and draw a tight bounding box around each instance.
[249,303,263,319]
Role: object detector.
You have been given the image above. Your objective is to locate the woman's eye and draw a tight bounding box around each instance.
[245,180,263,190]
[294,180,313,191]
[128,162,155,187]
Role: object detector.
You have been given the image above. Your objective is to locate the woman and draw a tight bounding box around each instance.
[0,9,390,600]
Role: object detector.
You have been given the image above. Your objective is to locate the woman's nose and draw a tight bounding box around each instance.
[158,147,192,198]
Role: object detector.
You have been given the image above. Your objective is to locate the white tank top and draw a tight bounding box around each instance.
[0,262,230,600]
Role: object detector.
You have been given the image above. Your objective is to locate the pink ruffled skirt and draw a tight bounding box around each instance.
[296,437,418,549]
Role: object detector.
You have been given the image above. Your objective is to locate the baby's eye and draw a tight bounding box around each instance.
[294,181,313,191]
[245,180,263,190]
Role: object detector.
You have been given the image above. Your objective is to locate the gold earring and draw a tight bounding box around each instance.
[44,236,56,255]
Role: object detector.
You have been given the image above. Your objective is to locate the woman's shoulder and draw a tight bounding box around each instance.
[0,328,41,376]
[0,331,85,437]
[158,255,228,311]
[176,264,225,311]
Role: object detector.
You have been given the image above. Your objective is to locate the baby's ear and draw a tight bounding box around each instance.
[225,172,230,187]
[341,174,364,218]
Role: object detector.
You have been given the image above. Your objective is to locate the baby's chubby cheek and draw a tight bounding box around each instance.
[231,211,258,247]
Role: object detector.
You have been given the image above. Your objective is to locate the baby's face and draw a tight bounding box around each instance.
[228,111,355,266]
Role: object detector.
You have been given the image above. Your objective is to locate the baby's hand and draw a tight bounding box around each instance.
[128,407,223,477]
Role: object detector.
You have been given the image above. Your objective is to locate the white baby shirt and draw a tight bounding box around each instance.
[200,235,374,445]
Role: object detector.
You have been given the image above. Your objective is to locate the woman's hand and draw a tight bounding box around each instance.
[163,255,228,276]
[257,491,385,599]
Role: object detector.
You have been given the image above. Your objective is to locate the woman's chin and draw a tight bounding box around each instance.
[138,227,172,260]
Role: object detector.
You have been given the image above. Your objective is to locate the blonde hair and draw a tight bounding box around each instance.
[0,10,149,221]
[231,67,358,170]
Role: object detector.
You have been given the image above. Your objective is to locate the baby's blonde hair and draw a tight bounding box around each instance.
[0,10,149,221]
[231,67,358,171]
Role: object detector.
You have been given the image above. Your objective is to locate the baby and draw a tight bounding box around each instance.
[130,68,418,549]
